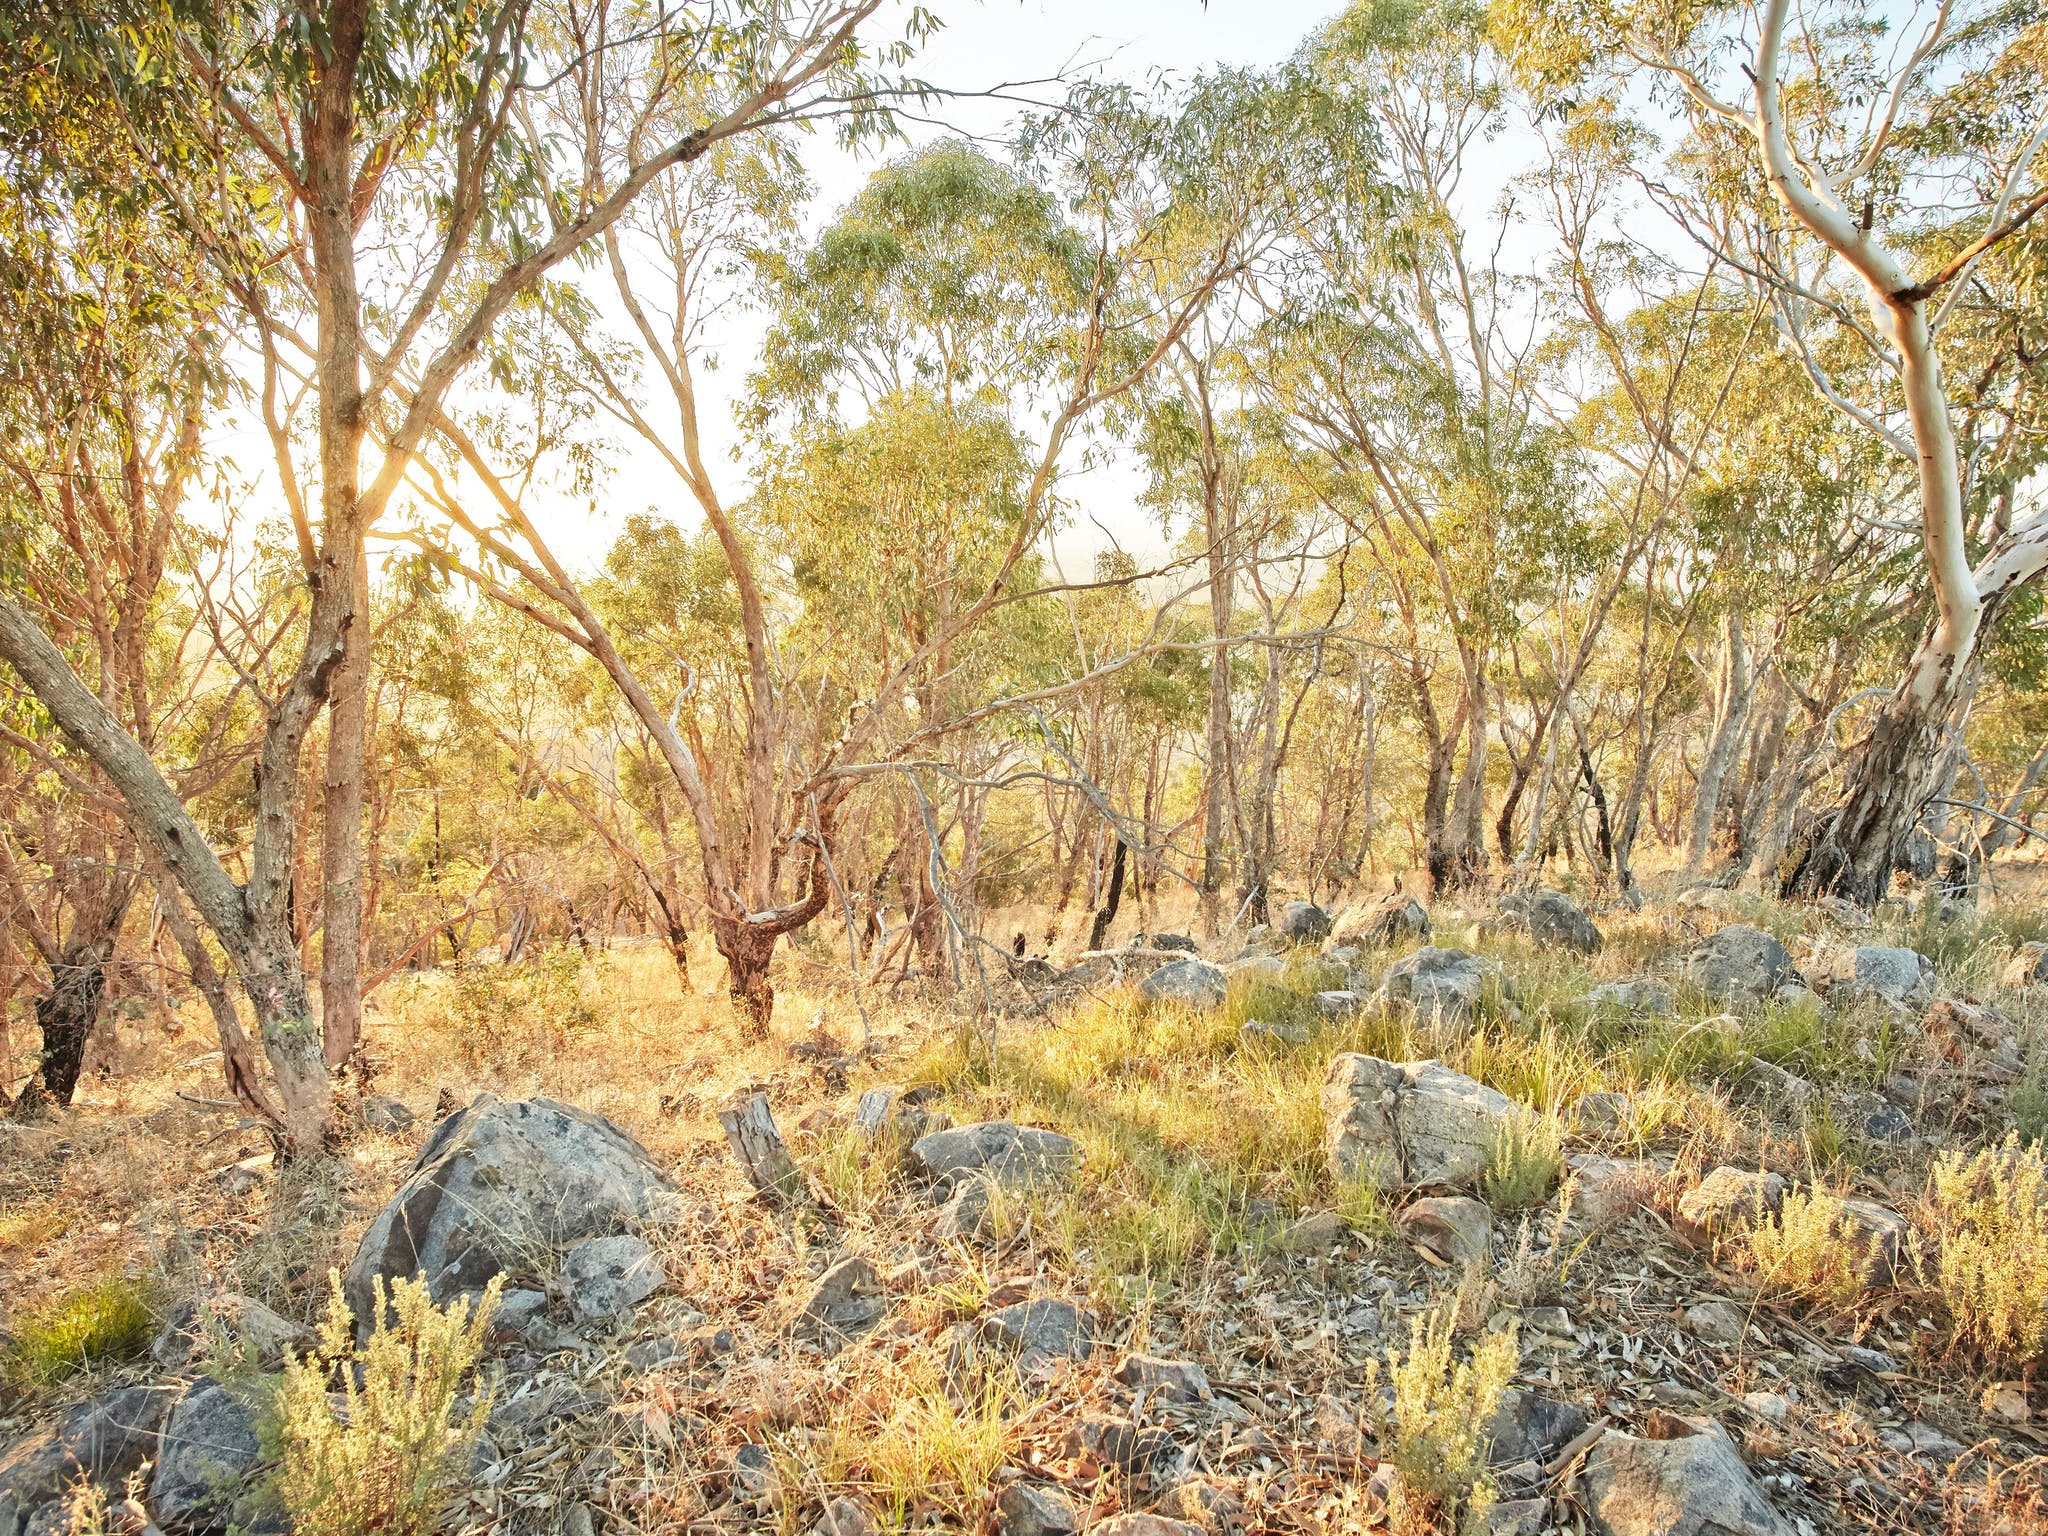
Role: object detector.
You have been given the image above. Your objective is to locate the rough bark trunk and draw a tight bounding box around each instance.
[715,919,778,1036]
[34,929,120,1104]
[1087,836,1128,951]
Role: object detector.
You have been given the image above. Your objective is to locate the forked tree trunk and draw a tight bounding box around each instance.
[715,919,779,1037]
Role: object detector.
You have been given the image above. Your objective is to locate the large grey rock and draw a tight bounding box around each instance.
[1344,892,1430,945]
[1377,947,1495,1025]
[1684,925,1795,1003]
[981,1298,1094,1373]
[1565,1155,1659,1225]
[1280,901,1334,945]
[1813,946,1936,1009]
[151,1292,314,1371]
[558,1234,665,1324]
[148,1381,264,1530]
[1495,890,1603,955]
[908,1121,1080,1193]
[0,1385,176,1536]
[343,1094,676,1330]
[1138,958,1229,1010]
[1324,1054,1518,1191]
[1673,1167,1786,1245]
[1581,1418,1791,1536]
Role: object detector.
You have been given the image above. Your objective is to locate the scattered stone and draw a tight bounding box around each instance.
[1684,1299,1748,1346]
[1270,1209,1348,1254]
[1325,1054,1518,1191]
[1240,1019,1310,1048]
[1138,958,1230,1011]
[1565,1155,1658,1226]
[1223,954,1286,984]
[558,1233,665,1325]
[0,1385,176,1536]
[932,1176,1000,1241]
[731,1443,775,1500]
[1572,1091,1636,1133]
[798,1256,885,1348]
[1156,1480,1244,1535]
[1113,1353,1211,1401]
[1377,947,1496,1024]
[1984,1383,2031,1424]
[982,1298,1094,1373]
[1742,1392,1789,1423]
[1581,1418,1791,1536]
[149,1381,265,1530]
[1580,980,1673,1018]
[358,1093,416,1134]
[1674,1167,1786,1245]
[1152,933,1199,954]
[1485,1499,1548,1536]
[343,1094,677,1326]
[1347,892,1430,945]
[1861,1101,1914,1144]
[150,1292,314,1371]
[1745,1058,1816,1103]
[1685,925,1796,1003]
[1495,889,1603,954]
[997,1484,1078,1536]
[1313,990,1361,1019]
[1924,999,2023,1075]
[2001,941,2048,990]
[1877,1421,1965,1462]
[1814,946,1936,1010]
[818,1496,876,1536]
[1397,1195,1493,1267]
[1839,1343,1896,1373]
[1084,1516,1206,1536]
[1487,1389,1590,1465]
[909,1121,1081,1193]
[1831,1197,1910,1281]
[1280,901,1334,945]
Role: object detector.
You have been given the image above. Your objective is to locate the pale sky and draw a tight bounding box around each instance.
[481,0,1349,573]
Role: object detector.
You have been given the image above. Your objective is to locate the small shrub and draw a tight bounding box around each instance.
[263,1272,500,1536]
[3,1275,157,1395]
[1482,1113,1563,1212]
[1917,1136,2048,1369]
[1748,1190,1865,1308]
[1383,1298,1516,1534]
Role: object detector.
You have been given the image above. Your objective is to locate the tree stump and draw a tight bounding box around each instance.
[719,1089,804,1203]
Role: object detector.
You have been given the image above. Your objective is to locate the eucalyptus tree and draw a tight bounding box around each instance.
[1504,0,2048,902]
[0,0,905,1145]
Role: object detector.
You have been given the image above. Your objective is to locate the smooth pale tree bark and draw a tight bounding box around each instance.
[318,546,370,1067]
[1685,611,1753,877]
[1685,0,2048,901]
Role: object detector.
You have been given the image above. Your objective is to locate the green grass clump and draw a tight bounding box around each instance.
[3,1275,158,1395]
[1482,1113,1564,1212]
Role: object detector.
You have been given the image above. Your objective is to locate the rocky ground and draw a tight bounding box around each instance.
[5,884,2048,1536]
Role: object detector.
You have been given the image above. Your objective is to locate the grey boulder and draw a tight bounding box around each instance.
[1814,946,1936,1010]
[148,1381,265,1531]
[1138,958,1230,1011]
[1581,1418,1790,1536]
[151,1292,313,1371]
[1579,979,1673,1018]
[981,1298,1094,1373]
[1673,1167,1786,1246]
[1397,1195,1493,1267]
[1280,901,1334,945]
[1324,1054,1518,1191]
[1495,889,1603,955]
[909,1121,1080,1193]
[0,1385,177,1536]
[343,1094,677,1330]
[1684,925,1795,1003]
[1344,892,1430,945]
[1377,947,1496,1025]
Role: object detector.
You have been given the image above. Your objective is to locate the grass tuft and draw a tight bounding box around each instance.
[2,1274,158,1396]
